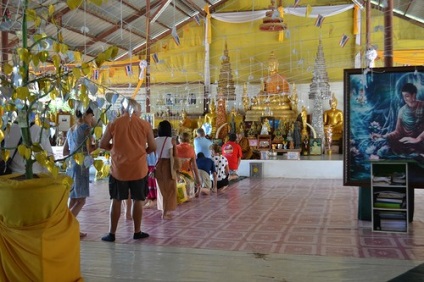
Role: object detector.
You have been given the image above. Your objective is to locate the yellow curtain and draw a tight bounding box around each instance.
[0,174,82,282]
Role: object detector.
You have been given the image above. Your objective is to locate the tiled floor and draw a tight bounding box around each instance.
[79,177,424,261]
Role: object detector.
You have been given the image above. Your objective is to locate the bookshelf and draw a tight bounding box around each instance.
[371,161,408,233]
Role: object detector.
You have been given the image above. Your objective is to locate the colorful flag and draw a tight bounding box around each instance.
[194,14,200,25]
[125,65,133,76]
[171,26,180,46]
[315,14,324,27]
[294,0,301,7]
[339,34,350,47]
[152,53,159,63]
[93,69,99,80]
[305,4,312,17]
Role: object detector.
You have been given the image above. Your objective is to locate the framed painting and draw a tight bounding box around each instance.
[309,138,322,155]
[343,66,424,187]
[57,113,71,131]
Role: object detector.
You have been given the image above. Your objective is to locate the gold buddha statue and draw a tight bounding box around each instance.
[204,99,217,137]
[245,51,296,122]
[323,94,343,141]
[179,109,193,135]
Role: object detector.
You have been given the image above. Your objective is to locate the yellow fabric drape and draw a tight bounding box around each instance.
[278,6,284,42]
[353,5,359,35]
[0,174,81,282]
[131,79,144,99]
[205,5,212,44]
[377,50,424,65]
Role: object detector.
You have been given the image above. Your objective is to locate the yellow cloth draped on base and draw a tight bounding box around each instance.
[0,174,82,282]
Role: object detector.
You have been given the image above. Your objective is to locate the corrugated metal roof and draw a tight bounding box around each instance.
[1,0,423,63]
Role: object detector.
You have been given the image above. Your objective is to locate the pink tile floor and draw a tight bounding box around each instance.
[78,178,424,260]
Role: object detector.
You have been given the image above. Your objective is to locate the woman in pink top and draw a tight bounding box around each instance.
[176,132,202,197]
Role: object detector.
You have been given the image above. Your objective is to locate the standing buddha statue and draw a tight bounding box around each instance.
[204,99,217,137]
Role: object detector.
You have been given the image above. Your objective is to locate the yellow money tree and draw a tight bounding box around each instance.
[0,0,119,179]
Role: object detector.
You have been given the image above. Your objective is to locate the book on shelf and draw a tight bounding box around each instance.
[374,202,403,209]
[375,198,403,204]
[374,191,406,198]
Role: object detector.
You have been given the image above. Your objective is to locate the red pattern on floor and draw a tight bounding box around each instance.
[78,178,424,260]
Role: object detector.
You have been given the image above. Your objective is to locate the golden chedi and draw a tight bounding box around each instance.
[246,51,296,122]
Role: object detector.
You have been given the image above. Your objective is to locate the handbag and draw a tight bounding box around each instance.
[0,137,22,176]
[151,137,168,178]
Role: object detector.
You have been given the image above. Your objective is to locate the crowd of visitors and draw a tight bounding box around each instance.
[7,97,245,242]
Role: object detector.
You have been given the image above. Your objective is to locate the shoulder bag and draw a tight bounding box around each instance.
[150,137,168,179]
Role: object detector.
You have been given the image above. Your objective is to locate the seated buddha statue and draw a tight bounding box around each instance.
[323,95,343,141]
[179,109,193,134]
[204,99,217,137]
[247,51,295,121]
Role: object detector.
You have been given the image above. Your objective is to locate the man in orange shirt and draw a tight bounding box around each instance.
[100,98,156,242]
[222,133,242,180]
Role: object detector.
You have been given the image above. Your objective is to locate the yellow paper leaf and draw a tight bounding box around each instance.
[48,4,55,16]
[3,63,13,75]
[73,67,81,81]
[93,159,104,171]
[74,51,81,62]
[50,88,59,100]
[74,152,84,165]
[17,48,30,64]
[94,127,103,139]
[32,53,39,67]
[100,112,108,124]
[24,147,31,160]
[17,144,27,157]
[90,0,103,6]
[60,44,68,54]
[31,143,44,153]
[0,130,4,142]
[67,0,83,10]
[58,32,64,43]
[81,63,91,75]
[35,152,47,164]
[16,87,30,100]
[90,148,101,157]
[2,150,10,161]
[52,54,61,69]
[39,51,49,62]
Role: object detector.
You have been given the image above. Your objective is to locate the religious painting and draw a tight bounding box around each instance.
[309,138,322,155]
[343,66,424,187]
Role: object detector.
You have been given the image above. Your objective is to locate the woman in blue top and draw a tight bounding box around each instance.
[63,108,95,237]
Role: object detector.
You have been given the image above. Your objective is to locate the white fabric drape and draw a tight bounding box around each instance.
[210,4,355,23]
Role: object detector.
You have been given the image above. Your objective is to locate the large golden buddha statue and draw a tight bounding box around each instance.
[246,51,296,122]
[179,109,194,135]
[323,94,343,141]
